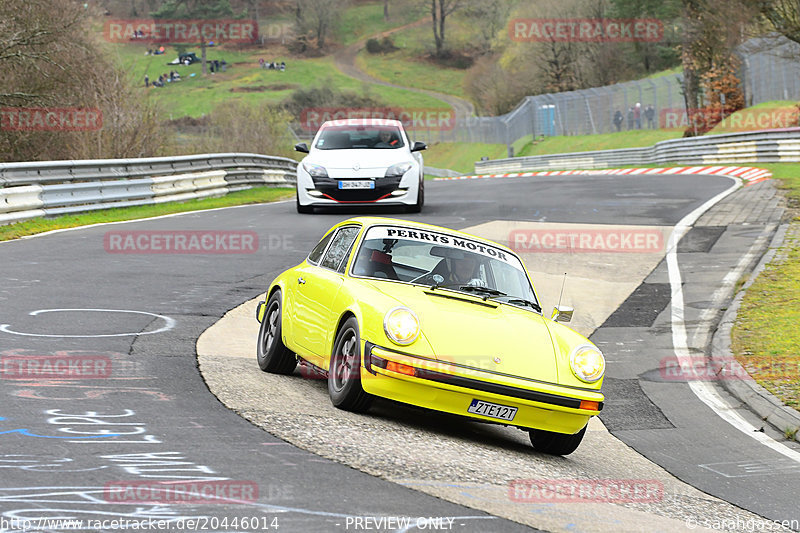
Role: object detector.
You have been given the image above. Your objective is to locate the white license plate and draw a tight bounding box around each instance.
[338,180,375,190]
[467,399,518,421]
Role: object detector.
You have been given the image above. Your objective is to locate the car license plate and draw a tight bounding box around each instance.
[338,180,375,190]
[468,399,517,421]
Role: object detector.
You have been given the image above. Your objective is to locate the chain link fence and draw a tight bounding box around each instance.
[741,36,800,106]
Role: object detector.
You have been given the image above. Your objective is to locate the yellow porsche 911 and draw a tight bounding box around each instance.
[255,217,604,455]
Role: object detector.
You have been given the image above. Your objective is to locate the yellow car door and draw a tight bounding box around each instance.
[292,225,361,366]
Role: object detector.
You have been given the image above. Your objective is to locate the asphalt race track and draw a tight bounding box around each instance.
[1,174,798,533]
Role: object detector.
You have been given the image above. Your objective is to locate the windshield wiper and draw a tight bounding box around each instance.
[489,295,542,312]
[430,283,506,299]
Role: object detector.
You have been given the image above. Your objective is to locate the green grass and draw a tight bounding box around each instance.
[355,21,470,99]
[423,142,508,174]
[356,48,468,99]
[0,187,293,241]
[708,101,800,135]
[730,168,800,414]
[515,130,681,157]
[757,163,800,204]
[335,1,425,46]
[112,44,450,118]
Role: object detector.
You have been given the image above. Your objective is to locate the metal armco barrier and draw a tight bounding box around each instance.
[0,153,297,225]
[474,129,800,174]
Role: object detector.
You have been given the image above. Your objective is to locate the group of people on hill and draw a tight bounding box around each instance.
[259,58,286,71]
[144,71,181,88]
[613,103,656,131]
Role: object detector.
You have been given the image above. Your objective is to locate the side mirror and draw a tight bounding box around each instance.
[551,305,574,323]
[294,142,309,153]
[410,141,427,152]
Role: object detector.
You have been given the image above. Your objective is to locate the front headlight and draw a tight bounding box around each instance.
[383,307,419,345]
[303,162,328,178]
[385,162,413,178]
[569,344,605,383]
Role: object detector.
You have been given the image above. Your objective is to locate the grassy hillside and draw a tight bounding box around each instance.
[334,2,426,46]
[113,44,451,118]
[355,19,471,99]
[423,142,508,173]
[708,101,800,135]
[515,130,681,158]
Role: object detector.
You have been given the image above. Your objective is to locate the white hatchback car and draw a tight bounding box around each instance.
[294,119,426,213]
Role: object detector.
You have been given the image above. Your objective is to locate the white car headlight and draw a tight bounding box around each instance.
[385,162,413,178]
[383,307,419,345]
[569,344,605,383]
[303,162,328,178]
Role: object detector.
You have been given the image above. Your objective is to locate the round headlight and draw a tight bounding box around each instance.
[383,307,419,345]
[569,344,605,383]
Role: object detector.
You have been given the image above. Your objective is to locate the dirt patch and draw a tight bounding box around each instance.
[230,85,270,93]
[166,115,209,128]
[229,84,299,93]
[424,50,475,70]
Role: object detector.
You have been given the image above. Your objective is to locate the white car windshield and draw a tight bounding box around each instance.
[315,125,405,150]
[351,226,539,307]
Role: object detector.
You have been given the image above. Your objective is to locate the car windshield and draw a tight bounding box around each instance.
[314,125,405,150]
[351,225,538,306]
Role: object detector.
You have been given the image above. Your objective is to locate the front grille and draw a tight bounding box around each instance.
[311,176,403,202]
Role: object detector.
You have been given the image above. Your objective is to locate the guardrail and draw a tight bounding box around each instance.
[0,153,297,226]
[423,166,462,178]
[474,129,800,174]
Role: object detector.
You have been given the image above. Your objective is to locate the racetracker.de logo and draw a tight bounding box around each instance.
[1,354,112,380]
[104,231,258,254]
[509,18,663,42]
[0,108,102,132]
[301,107,456,132]
[103,481,258,504]
[104,19,258,43]
[509,479,664,503]
[658,355,799,382]
[510,228,664,253]
[660,108,800,131]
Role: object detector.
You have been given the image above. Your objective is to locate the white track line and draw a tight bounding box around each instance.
[666,178,800,463]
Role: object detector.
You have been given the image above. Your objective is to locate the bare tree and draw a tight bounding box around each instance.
[0,0,164,160]
[761,0,800,44]
[679,0,756,135]
[462,0,513,54]
[295,0,346,49]
[430,0,464,58]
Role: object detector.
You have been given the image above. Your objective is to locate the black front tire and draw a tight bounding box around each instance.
[406,180,424,213]
[256,291,297,374]
[529,425,587,456]
[327,317,373,412]
[296,195,313,214]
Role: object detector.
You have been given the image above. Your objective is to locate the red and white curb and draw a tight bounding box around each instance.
[434,166,772,186]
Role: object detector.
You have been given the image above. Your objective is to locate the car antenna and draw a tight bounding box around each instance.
[557,272,567,310]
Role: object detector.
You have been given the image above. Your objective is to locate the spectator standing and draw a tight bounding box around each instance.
[634,103,642,129]
[613,110,623,132]
[144,75,149,88]
[627,107,634,130]
[645,105,656,129]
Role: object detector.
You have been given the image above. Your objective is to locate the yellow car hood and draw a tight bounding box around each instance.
[367,281,559,382]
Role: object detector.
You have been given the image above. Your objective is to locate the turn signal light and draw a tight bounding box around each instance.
[386,361,416,376]
[579,400,600,411]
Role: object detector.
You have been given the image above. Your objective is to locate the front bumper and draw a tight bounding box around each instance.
[297,169,418,206]
[362,342,604,435]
